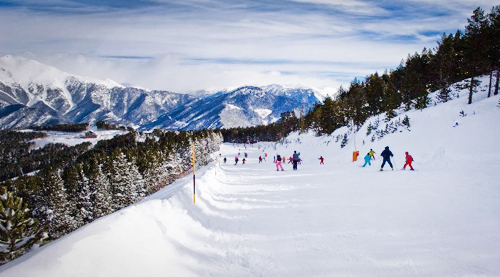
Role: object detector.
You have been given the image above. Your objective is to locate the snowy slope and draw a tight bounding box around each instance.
[0,79,499,276]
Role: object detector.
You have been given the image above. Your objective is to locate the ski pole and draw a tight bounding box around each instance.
[392,157,397,169]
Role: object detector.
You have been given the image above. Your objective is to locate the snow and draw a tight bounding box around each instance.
[0,55,122,90]
[254,108,272,119]
[224,103,242,110]
[28,129,128,149]
[1,82,499,276]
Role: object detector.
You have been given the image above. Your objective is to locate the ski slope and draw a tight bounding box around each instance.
[1,86,499,276]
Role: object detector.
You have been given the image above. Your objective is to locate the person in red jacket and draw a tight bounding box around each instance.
[403,152,414,170]
[319,156,324,164]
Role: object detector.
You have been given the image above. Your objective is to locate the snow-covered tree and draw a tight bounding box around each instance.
[87,159,113,219]
[0,189,46,264]
[38,169,78,239]
[110,151,144,209]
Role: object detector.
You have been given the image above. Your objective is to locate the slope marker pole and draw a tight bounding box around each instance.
[192,139,196,204]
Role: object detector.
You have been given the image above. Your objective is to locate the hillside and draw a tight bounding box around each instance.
[0,76,498,276]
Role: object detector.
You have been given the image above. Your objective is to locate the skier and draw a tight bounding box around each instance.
[319,156,324,165]
[276,154,284,171]
[402,152,414,170]
[380,146,394,171]
[259,156,263,163]
[235,155,239,165]
[362,153,371,167]
[244,152,248,158]
[369,149,376,160]
[242,158,246,164]
[288,157,293,164]
[282,156,286,163]
[292,151,299,170]
[223,157,227,164]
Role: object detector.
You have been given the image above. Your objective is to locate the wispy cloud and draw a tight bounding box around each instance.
[0,0,497,93]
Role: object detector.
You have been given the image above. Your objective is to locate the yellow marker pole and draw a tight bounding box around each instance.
[192,139,196,203]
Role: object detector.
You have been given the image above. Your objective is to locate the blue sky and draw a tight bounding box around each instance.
[0,0,497,93]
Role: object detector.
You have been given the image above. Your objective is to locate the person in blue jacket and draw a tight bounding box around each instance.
[362,153,371,167]
[380,146,394,171]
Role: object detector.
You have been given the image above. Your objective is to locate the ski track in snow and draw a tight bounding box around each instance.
[1,92,499,276]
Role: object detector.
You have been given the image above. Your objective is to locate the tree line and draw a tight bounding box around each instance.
[222,5,500,142]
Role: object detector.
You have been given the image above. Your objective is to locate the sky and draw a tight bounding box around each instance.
[0,0,498,94]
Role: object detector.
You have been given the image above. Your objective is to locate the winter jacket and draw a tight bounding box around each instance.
[364,154,371,162]
[405,154,413,163]
[276,155,281,161]
[380,148,393,159]
[293,153,299,161]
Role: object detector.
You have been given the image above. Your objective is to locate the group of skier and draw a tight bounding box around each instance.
[362,147,414,171]
[225,145,415,172]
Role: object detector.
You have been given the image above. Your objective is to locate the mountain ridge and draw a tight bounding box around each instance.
[0,55,325,130]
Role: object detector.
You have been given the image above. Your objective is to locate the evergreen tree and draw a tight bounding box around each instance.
[465,7,489,104]
[0,188,46,264]
[38,169,78,239]
[110,151,143,209]
[488,5,500,95]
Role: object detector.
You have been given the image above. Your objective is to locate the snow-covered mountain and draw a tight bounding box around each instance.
[0,55,196,129]
[143,85,325,130]
[0,55,325,130]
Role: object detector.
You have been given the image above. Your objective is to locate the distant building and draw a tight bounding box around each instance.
[84,131,97,138]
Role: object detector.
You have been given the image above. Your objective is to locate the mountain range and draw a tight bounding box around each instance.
[0,55,325,130]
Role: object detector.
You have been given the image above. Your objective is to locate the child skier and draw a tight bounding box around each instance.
[362,153,371,167]
[380,146,394,171]
[242,158,246,164]
[402,152,414,170]
[319,156,324,164]
[276,154,284,171]
[259,156,263,163]
[369,149,376,160]
[235,156,239,165]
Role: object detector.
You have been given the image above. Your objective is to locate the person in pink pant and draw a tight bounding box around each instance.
[276,154,284,171]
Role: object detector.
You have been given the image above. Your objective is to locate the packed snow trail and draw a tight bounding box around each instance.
[1,90,499,276]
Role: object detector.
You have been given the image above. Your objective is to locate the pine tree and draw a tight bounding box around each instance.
[110,151,144,209]
[38,169,78,239]
[465,7,489,104]
[402,115,411,128]
[91,163,113,219]
[340,134,348,148]
[0,188,46,264]
[488,5,500,95]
